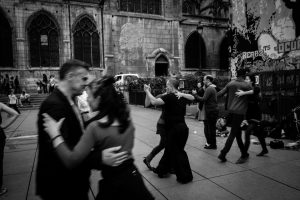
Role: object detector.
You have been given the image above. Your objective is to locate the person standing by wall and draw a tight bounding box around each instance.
[0,102,19,196]
[42,74,48,94]
[14,76,21,94]
[194,81,205,121]
[8,89,20,114]
[192,75,219,149]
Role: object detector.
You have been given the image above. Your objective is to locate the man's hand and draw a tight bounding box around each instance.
[102,146,128,167]
[235,89,245,97]
[192,90,197,95]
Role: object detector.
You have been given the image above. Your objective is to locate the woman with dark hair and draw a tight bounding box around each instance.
[42,76,154,200]
[144,78,194,184]
[236,74,268,156]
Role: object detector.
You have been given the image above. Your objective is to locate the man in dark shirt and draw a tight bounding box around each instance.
[36,59,128,200]
[217,69,252,164]
[192,75,218,149]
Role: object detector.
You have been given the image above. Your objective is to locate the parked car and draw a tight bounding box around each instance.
[114,74,139,86]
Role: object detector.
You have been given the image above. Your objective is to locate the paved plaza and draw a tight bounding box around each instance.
[2,106,300,200]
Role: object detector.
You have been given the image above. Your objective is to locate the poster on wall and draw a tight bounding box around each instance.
[230,0,300,77]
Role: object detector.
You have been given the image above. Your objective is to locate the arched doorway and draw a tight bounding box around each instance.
[155,55,169,76]
[185,31,206,69]
[0,11,13,67]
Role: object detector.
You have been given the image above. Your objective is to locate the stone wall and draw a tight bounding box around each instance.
[0,0,230,92]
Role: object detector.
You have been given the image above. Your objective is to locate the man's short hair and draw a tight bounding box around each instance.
[59,59,90,80]
[205,75,214,83]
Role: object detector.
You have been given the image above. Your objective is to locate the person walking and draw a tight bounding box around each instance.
[144,78,194,184]
[217,69,252,164]
[8,89,20,114]
[36,59,128,200]
[42,76,154,200]
[0,102,19,196]
[236,74,268,156]
[192,75,218,149]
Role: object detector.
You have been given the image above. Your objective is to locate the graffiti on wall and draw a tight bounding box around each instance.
[230,0,300,77]
[118,22,144,67]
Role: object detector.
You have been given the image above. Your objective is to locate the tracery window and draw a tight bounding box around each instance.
[0,12,13,67]
[119,0,161,15]
[73,16,100,67]
[28,13,59,67]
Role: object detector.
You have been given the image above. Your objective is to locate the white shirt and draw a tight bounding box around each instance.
[8,94,17,104]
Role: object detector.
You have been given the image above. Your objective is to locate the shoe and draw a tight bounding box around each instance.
[218,153,227,162]
[177,177,193,184]
[0,188,7,196]
[204,145,217,149]
[152,168,167,178]
[143,157,153,170]
[236,155,249,164]
[257,150,268,156]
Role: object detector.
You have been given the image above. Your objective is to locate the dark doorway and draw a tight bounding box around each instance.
[0,11,13,67]
[185,31,206,69]
[155,55,169,76]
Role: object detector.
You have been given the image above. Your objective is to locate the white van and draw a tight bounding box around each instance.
[114,74,139,86]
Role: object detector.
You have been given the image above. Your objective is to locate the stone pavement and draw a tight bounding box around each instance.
[1,106,300,200]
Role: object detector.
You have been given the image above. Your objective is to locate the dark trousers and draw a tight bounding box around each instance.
[9,104,20,114]
[156,123,193,182]
[146,123,166,162]
[0,129,5,189]
[221,113,247,157]
[244,123,268,152]
[204,112,218,147]
[97,162,154,200]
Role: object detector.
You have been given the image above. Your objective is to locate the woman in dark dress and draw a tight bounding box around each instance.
[144,78,194,184]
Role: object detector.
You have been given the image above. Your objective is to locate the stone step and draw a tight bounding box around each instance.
[0,93,48,110]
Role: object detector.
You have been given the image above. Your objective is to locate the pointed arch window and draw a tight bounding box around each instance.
[28,13,59,67]
[119,0,161,15]
[0,12,13,67]
[73,17,100,67]
[185,31,206,69]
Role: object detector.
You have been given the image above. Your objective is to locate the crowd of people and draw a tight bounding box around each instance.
[0,59,270,199]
